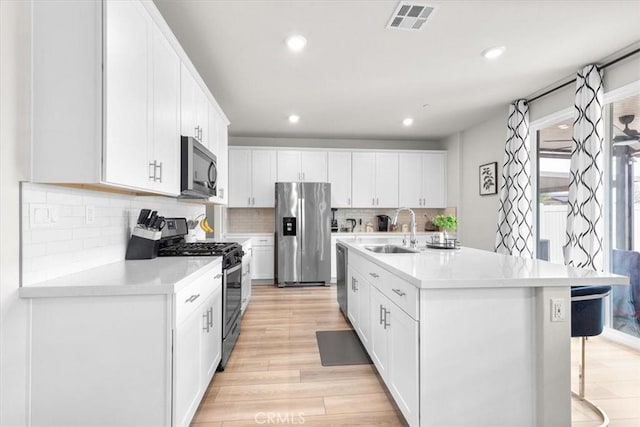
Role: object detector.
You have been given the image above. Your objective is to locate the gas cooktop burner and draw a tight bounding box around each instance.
[158,241,241,257]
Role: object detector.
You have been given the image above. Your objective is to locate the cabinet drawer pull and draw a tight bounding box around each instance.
[148,161,156,180]
[379,304,384,325]
[252,197,255,205]
[372,198,375,206]
[214,273,222,279]
[155,161,163,183]
[392,288,406,297]
[376,197,379,205]
[347,197,351,205]
[248,197,251,206]
[383,308,390,329]
[208,307,214,328]
[185,294,200,303]
[369,272,379,279]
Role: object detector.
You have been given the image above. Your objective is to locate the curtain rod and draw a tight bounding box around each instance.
[527,48,640,103]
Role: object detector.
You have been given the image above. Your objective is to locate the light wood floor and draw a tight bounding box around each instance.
[192,285,640,426]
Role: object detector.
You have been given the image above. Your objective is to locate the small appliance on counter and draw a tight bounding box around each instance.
[377,215,391,232]
[346,218,356,232]
[125,209,167,260]
[331,208,338,232]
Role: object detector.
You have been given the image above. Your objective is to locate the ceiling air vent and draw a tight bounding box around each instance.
[386,2,434,31]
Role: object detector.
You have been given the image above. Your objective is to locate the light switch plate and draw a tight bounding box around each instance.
[85,205,95,225]
[551,298,566,322]
[29,204,59,228]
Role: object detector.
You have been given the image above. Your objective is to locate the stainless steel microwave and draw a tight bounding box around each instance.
[180,136,217,199]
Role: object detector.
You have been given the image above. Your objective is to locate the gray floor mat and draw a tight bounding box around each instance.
[315,330,372,366]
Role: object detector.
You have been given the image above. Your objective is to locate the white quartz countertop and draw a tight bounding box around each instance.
[19,257,222,298]
[338,237,629,289]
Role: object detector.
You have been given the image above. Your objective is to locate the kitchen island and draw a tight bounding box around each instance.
[338,237,628,427]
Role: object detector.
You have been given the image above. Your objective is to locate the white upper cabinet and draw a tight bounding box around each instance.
[228,149,252,207]
[228,148,276,207]
[252,150,277,207]
[180,64,209,147]
[31,0,229,200]
[399,152,447,208]
[352,152,398,208]
[150,23,180,195]
[276,150,327,182]
[327,151,352,208]
[103,0,150,190]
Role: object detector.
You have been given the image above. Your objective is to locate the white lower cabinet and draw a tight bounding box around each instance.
[347,266,371,349]
[369,286,419,426]
[348,252,419,426]
[26,262,223,427]
[251,236,274,280]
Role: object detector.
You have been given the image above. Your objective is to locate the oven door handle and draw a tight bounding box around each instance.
[225,263,242,275]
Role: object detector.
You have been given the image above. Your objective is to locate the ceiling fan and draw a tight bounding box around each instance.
[613,114,640,145]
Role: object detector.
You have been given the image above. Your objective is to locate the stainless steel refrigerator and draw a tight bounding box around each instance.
[275,182,331,287]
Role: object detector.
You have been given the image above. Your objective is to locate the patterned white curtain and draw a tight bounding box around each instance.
[495,99,534,257]
[564,64,604,270]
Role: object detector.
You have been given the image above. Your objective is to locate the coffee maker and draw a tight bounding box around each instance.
[331,208,338,232]
[376,215,391,232]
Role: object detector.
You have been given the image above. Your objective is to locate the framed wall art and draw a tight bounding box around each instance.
[479,162,498,196]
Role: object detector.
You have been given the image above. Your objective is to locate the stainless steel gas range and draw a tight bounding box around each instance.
[158,218,243,370]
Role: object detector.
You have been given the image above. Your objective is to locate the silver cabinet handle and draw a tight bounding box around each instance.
[347,197,351,205]
[383,308,390,329]
[376,198,379,205]
[154,161,163,182]
[354,277,358,291]
[185,294,200,303]
[219,188,224,199]
[379,304,384,325]
[195,126,200,140]
[202,311,209,332]
[392,288,406,297]
[302,172,305,180]
[372,197,375,206]
[369,272,379,278]
[351,277,354,291]
[148,161,156,181]
[214,273,222,279]
[252,197,255,205]
[208,306,213,328]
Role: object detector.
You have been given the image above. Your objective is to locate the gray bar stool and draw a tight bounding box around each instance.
[571,285,612,426]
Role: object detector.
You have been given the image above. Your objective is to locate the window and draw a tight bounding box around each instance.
[536,118,573,264]
[609,93,640,339]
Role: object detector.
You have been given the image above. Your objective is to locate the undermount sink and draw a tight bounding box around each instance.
[364,245,418,254]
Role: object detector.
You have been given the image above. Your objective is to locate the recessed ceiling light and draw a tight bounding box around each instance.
[557,124,570,130]
[288,114,300,124]
[286,35,307,52]
[402,118,414,126]
[482,46,506,59]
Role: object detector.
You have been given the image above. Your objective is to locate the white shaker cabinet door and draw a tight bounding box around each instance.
[252,150,277,207]
[150,25,180,195]
[423,152,447,208]
[103,0,151,190]
[180,63,198,139]
[300,151,327,182]
[228,149,252,207]
[369,286,390,380]
[251,245,274,280]
[351,152,376,208]
[201,285,222,383]
[374,152,399,208]
[277,150,301,182]
[388,304,420,427]
[398,153,423,208]
[173,304,202,427]
[327,151,352,207]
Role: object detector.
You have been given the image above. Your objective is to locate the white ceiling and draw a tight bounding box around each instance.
[153,0,640,141]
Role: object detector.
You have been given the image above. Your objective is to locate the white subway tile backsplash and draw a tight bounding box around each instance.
[21,183,206,286]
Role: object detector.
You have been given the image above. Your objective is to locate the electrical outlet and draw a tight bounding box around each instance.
[85,205,95,225]
[551,298,566,322]
[29,204,59,228]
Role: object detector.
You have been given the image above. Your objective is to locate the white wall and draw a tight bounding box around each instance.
[438,133,461,209]
[1,1,31,424]
[230,135,441,150]
[443,44,640,251]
